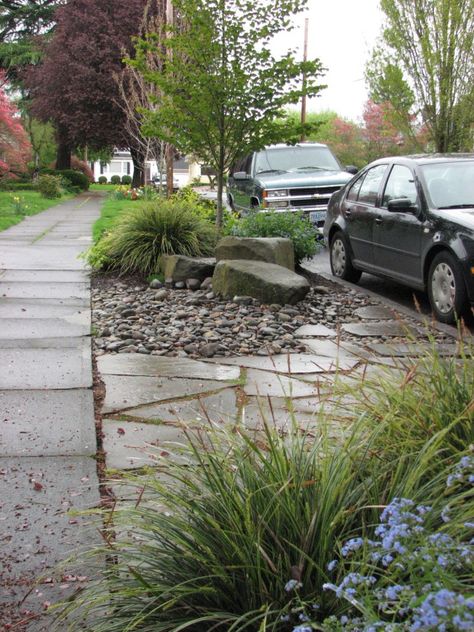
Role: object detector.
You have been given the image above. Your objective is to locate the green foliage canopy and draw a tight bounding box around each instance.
[367,0,474,152]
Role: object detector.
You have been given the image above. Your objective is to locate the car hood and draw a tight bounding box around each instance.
[256,169,353,188]
[433,208,474,232]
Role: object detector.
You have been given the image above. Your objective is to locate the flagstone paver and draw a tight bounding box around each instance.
[98,353,241,380]
[342,321,420,337]
[208,353,359,373]
[101,374,234,414]
[293,324,338,337]
[121,388,238,423]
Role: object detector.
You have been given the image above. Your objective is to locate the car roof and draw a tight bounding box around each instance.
[369,153,474,168]
[259,142,329,151]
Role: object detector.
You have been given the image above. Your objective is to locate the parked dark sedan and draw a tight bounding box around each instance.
[323,154,474,323]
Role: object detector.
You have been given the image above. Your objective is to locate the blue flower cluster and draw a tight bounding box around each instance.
[446,455,474,488]
[322,478,473,630]
[410,589,474,631]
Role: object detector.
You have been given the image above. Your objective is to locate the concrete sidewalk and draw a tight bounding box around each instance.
[0,193,103,630]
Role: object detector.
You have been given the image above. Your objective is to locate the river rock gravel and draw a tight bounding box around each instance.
[91,273,449,359]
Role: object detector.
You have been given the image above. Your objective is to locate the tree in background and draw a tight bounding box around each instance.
[0,0,62,85]
[282,110,366,168]
[26,0,153,182]
[367,0,474,152]
[117,0,167,188]
[0,72,31,177]
[133,0,325,229]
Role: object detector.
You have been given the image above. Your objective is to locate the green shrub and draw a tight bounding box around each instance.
[37,174,62,199]
[58,169,89,191]
[0,181,36,191]
[98,176,108,184]
[110,175,121,185]
[174,185,218,222]
[227,209,319,265]
[121,175,132,185]
[86,197,216,275]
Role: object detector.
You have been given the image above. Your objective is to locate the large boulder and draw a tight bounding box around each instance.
[212,260,310,305]
[160,255,216,281]
[216,237,295,271]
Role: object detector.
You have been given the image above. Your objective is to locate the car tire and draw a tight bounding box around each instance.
[329,231,362,283]
[427,251,468,324]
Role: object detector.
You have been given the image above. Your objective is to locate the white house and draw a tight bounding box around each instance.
[92,151,201,187]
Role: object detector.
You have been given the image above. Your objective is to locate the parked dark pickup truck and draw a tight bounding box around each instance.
[227,143,357,230]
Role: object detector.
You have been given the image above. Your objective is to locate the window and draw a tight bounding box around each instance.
[126,162,131,175]
[346,175,364,201]
[100,161,107,175]
[357,165,388,205]
[382,165,418,206]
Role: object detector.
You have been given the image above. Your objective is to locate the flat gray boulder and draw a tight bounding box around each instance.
[212,260,309,305]
[160,255,216,281]
[216,237,295,271]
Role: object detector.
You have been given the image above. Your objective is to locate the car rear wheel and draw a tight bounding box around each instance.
[427,251,468,324]
[330,232,362,283]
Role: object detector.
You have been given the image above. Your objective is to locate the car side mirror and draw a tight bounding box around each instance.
[232,171,250,181]
[387,198,417,213]
[345,165,358,175]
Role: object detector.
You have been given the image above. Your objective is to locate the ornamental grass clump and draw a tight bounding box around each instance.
[86,197,216,275]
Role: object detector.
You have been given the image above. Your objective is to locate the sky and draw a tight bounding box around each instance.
[278,0,385,122]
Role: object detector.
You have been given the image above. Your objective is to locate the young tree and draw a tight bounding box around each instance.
[367,0,474,153]
[0,73,31,177]
[133,0,326,229]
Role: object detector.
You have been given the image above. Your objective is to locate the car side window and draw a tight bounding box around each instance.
[382,165,418,206]
[346,174,364,201]
[357,165,388,205]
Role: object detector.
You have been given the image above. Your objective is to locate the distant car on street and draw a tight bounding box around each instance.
[227,143,357,230]
[323,153,474,324]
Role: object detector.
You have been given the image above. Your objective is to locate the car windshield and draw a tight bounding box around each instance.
[421,160,474,209]
[255,146,341,174]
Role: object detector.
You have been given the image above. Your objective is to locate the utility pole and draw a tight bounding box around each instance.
[165,0,175,197]
[300,17,309,142]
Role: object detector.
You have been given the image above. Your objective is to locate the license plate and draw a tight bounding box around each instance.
[309,211,326,223]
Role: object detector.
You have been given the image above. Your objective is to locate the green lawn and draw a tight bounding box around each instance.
[90,183,117,192]
[92,196,146,242]
[0,190,75,232]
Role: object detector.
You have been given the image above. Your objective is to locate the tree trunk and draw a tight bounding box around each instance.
[130,145,145,188]
[165,143,174,198]
[216,171,224,231]
[56,142,72,169]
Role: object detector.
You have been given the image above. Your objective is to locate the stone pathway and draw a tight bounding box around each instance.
[0,194,102,630]
[99,306,464,485]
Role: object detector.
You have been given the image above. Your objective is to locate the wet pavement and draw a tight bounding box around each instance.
[0,194,102,630]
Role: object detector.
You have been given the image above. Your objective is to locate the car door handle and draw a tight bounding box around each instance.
[375,217,383,224]
[345,209,352,217]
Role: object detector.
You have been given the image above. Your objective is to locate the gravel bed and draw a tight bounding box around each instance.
[91,273,448,359]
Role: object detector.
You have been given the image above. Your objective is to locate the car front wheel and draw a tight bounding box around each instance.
[329,232,362,283]
[427,251,468,324]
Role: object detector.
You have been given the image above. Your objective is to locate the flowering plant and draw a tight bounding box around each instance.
[280,454,474,631]
[10,194,29,215]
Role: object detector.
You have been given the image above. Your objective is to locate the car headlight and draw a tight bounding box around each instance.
[265,189,288,198]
